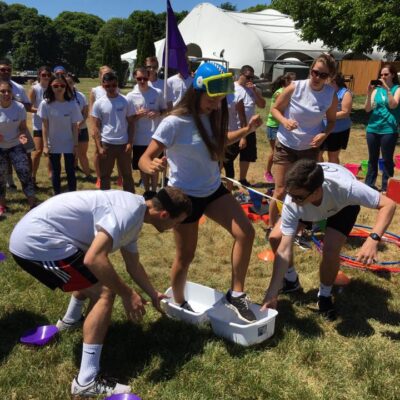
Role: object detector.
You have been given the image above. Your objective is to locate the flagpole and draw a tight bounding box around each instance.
[161,0,169,189]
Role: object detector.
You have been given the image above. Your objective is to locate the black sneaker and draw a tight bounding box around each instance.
[180,301,195,312]
[225,290,256,323]
[239,179,252,187]
[279,276,302,294]
[317,295,336,321]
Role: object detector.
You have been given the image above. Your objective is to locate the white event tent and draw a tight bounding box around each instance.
[121,3,384,77]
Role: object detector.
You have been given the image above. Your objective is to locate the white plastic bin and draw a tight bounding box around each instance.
[207,301,278,346]
[161,281,224,325]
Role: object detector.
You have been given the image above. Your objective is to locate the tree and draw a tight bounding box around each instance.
[101,37,128,86]
[0,2,58,69]
[219,2,237,11]
[53,12,104,74]
[271,0,400,55]
[86,18,136,76]
[136,27,156,67]
[241,4,270,13]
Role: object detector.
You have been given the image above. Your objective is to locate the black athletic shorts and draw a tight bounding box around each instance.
[12,250,98,292]
[182,183,229,224]
[132,145,148,170]
[301,205,360,237]
[320,129,350,152]
[78,128,89,143]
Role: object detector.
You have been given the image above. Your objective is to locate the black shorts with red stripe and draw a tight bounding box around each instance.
[12,250,98,292]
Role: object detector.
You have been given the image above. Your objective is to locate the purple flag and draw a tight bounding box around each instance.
[162,0,189,78]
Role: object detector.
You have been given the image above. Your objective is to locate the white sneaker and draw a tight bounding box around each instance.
[56,315,84,331]
[71,375,131,397]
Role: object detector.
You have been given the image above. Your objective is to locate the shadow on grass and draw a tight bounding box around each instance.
[73,315,212,383]
[0,310,50,362]
[335,279,400,337]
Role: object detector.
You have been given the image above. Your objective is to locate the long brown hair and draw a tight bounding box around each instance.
[171,86,229,161]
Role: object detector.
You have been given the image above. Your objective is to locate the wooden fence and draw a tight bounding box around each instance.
[338,60,400,95]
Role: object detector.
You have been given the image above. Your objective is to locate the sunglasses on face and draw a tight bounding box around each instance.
[311,69,330,80]
[0,89,12,94]
[40,73,51,78]
[244,75,255,81]
[103,83,118,88]
[145,65,158,70]
[136,77,149,82]
[380,73,390,77]
[51,84,66,89]
[0,68,11,73]
[286,190,313,202]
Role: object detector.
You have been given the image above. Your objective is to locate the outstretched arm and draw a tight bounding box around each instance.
[84,229,146,321]
[261,234,294,310]
[356,195,396,264]
[121,249,167,313]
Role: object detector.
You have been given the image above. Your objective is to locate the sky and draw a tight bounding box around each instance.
[3,1,271,20]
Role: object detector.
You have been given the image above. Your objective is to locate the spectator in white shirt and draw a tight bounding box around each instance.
[91,72,135,193]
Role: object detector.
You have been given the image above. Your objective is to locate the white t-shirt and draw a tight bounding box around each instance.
[277,79,335,150]
[167,74,193,106]
[226,93,240,132]
[37,100,83,153]
[9,190,147,261]
[149,78,165,93]
[153,114,221,197]
[31,83,46,130]
[0,101,26,149]
[234,82,258,130]
[91,86,107,102]
[91,94,135,145]
[281,163,380,236]
[11,80,30,105]
[126,86,166,146]
[73,90,88,129]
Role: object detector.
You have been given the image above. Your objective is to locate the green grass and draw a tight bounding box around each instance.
[0,80,399,399]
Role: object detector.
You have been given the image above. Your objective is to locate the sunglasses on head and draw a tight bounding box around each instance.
[103,83,118,88]
[136,77,149,82]
[311,69,330,80]
[51,84,66,89]
[0,68,11,73]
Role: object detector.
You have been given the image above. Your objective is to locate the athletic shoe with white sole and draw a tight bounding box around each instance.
[225,290,256,323]
[71,375,131,397]
[56,315,84,331]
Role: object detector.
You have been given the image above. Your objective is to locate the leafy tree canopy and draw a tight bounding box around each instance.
[220,2,237,11]
[271,0,400,55]
[241,4,269,12]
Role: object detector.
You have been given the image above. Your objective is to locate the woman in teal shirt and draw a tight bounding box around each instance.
[364,64,400,192]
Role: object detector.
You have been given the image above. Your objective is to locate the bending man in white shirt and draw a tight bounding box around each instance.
[261,159,396,320]
[9,187,192,397]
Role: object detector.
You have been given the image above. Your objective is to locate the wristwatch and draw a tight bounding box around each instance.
[369,232,381,241]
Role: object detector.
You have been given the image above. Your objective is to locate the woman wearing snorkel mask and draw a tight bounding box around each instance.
[139,62,262,323]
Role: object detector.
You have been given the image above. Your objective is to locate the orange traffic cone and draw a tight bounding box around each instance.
[257,249,275,262]
[334,270,351,286]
